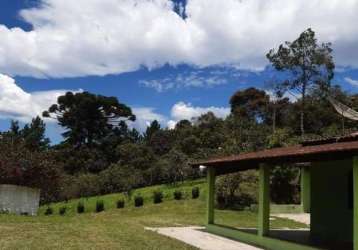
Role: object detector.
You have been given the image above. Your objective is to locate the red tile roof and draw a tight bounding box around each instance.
[192,140,358,174]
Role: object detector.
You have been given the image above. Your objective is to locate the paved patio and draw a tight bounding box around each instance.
[146,226,262,250]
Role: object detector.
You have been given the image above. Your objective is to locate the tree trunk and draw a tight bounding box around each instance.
[272,103,276,133]
[300,83,306,138]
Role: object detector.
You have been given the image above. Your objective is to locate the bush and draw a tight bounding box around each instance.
[216,171,258,210]
[116,199,125,209]
[134,195,144,207]
[173,190,182,200]
[59,206,67,215]
[192,187,200,199]
[153,190,163,204]
[77,201,85,214]
[44,207,53,215]
[96,200,105,213]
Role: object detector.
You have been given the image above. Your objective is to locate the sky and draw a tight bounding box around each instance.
[1,0,358,144]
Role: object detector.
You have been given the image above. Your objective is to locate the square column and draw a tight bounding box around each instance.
[258,163,270,237]
[353,157,358,250]
[301,166,311,213]
[207,166,216,224]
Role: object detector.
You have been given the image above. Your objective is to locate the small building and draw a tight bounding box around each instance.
[193,136,358,250]
[0,184,40,216]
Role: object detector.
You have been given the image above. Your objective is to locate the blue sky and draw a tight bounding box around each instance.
[1,0,358,144]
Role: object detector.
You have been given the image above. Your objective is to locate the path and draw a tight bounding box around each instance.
[146,226,262,250]
[273,213,310,225]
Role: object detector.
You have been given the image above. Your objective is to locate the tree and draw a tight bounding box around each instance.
[43,91,135,146]
[230,88,269,121]
[22,116,50,151]
[144,120,161,142]
[266,28,335,137]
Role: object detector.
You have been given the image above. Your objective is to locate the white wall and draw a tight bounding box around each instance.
[0,184,40,216]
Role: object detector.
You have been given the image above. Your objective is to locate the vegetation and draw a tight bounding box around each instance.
[59,206,67,216]
[96,200,105,213]
[0,28,357,209]
[0,180,307,249]
[153,190,163,204]
[134,195,144,207]
[192,187,200,199]
[173,190,183,200]
[44,207,53,216]
[77,201,85,214]
[116,199,125,209]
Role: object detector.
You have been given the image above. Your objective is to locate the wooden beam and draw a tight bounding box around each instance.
[258,164,270,237]
[207,167,216,224]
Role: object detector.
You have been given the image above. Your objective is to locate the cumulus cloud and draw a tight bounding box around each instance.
[169,101,230,127]
[0,74,79,122]
[130,107,168,131]
[130,102,230,130]
[0,0,358,78]
[345,77,358,87]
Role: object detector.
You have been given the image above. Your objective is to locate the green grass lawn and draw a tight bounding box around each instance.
[0,180,307,249]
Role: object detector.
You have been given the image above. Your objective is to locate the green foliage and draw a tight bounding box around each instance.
[173,190,182,200]
[153,190,163,204]
[216,172,258,210]
[266,28,335,136]
[191,187,200,199]
[96,200,105,213]
[43,91,135,146]
[230,87,269,121]
[77,201,85,214]
[270,166,300,204]
[0,135,61,203]
[59,206,67,215]
[116,199,125,209]
[21,116,50,151]
[44,207,53,215]
[134,195,144,207]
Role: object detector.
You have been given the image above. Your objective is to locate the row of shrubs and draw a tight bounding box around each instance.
[44,187,200,216]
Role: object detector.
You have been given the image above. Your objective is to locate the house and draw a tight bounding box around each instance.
[193,135,358,250]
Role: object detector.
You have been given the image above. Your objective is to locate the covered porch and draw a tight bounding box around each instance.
[193,137,358,250]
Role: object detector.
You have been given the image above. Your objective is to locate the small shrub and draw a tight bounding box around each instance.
[44,207,53,215]
[174,190,182,200]
[192,187,200,199]
[96,200,105,213]
[77,201,85,214]
[116,199,125,209]
[59,206,67,216]
[134,195,144,207]
[153,190,163,204]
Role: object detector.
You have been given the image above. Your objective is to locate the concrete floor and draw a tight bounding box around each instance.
[146,226,262,250]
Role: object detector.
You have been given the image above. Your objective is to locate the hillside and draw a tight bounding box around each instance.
[0,180,306,249]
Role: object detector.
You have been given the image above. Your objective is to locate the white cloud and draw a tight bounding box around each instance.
[130,107,168,131]
[345,77,358,86]
[170,101,230,124]
[0,0,358,78]
[140,70,228,92]
[0,74,79,122]
[265,90,299,103]
[130,102,230,131]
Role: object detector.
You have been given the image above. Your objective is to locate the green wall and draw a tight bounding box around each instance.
[311,158,353,243]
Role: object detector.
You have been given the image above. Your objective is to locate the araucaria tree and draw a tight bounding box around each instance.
[43,91,136,146]
[266,28,335,136]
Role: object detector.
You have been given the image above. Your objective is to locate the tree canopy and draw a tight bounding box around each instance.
[266,28,335,136]
[43,91,135,146]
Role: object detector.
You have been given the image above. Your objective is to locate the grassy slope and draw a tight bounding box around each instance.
[0,179,307,249]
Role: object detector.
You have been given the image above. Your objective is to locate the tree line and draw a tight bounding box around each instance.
[1,28,357,205]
